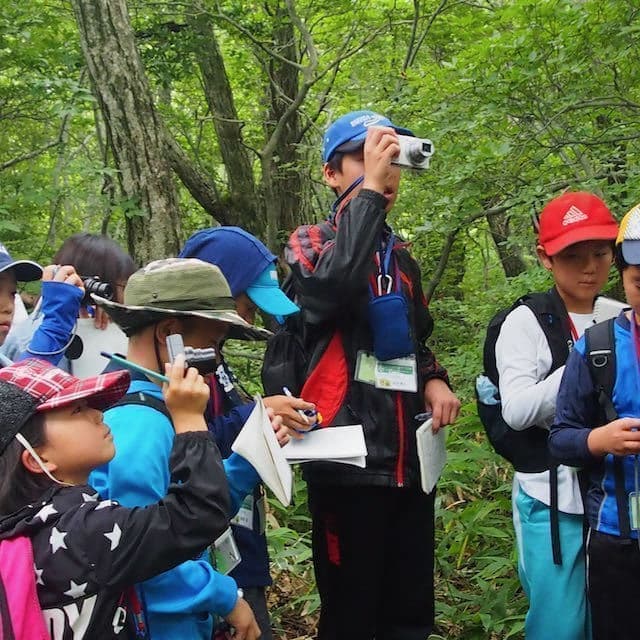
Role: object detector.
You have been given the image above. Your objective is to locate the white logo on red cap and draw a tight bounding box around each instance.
[562,205,589,226]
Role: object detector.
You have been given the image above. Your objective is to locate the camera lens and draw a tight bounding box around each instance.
[407,142,431,166]
[81,277,114,301]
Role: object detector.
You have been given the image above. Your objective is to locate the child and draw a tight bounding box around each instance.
[272,111,460,639]
[180,226,315,640]
[0,354,234,639]
[495,191,618,639]
[550,202,640,640]
[90,258,288,640]
[0,244,84,366]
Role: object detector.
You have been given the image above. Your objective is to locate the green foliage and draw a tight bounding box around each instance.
[5,1,640,637]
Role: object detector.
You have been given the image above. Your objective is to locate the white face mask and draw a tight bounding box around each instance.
[14,433,73,487]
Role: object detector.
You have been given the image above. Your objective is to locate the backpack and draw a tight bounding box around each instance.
[261,282,309,398]
[476,288,572,473]
[0,536,50,639]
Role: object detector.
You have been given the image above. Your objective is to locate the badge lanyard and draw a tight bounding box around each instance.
[566,315,579,343]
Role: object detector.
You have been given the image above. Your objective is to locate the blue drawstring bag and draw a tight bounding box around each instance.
[367,234,414,361]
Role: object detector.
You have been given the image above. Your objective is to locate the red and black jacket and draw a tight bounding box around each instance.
[284,189,449,489]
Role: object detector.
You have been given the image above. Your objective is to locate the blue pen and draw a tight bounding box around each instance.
[282,386,322,428]
[101,351,170,384]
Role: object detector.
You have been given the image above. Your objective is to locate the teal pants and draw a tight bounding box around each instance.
[513,487,591,640]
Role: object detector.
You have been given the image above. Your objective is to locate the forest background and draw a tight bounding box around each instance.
[2,0,639,637]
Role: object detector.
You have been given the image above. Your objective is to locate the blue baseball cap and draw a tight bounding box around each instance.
[0,243,42,282]
[179,227,299,317]
[322,110,414,163]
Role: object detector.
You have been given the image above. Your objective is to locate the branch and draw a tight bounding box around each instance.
[405,0,449,70]
[402,0,420,72]
[164,132,231,223]
[0,140,59,172]
[423,171,622,300]
[208,10,304,71]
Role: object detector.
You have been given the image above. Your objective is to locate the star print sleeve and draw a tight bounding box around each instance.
[77,431,232,589]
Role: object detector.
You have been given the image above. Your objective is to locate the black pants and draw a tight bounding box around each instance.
[588,528,640,640]
[308,484,435,640]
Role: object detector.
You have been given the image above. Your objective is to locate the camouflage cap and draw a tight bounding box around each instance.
[93,258,271,341]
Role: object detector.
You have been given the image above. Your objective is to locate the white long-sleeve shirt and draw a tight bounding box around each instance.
[495,304,595,514]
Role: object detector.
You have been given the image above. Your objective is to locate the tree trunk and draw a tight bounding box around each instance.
[486,210,527,277]
[263,3,308,249]
[187,0,262,234]
[70,0,181,263]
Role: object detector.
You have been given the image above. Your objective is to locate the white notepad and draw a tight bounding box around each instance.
[416,418,447,494]
[232,397,293,506]
[283,425,367,468]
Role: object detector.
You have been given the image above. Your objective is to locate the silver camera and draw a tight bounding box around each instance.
[166,334,217,376]
[392,135,434,170]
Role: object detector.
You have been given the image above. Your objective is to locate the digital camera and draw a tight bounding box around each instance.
[392,135,434,170]
[166,333,218,376]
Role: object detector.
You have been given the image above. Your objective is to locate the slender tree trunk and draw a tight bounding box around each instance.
[70,0,181,263]
[263,3,308,248]
[486,211,527,277]
[187,0,262,233]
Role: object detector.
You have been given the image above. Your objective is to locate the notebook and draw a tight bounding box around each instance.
[416,418,447,494]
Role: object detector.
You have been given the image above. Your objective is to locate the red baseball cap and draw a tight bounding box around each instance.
[537,192,618,256]
[0,358,130,454]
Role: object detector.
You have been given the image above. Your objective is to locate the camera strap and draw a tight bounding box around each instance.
[331,175,364,214]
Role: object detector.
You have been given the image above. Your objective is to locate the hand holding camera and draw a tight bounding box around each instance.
[163,353,210,434]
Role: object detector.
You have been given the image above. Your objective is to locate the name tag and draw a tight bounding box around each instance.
[355,351,418,393]
[211,528,241,575]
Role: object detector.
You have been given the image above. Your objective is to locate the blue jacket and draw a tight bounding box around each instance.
[207,360,271,587]
[550,313,639,538]
[90,377,260,640]
[1,281,83,367]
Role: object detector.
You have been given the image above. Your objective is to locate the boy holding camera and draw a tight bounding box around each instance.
[274,111,460,639]
[89,258,293,640]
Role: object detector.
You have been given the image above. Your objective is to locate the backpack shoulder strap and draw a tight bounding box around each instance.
[585,318,617,423]
[584,317,629,537]
[522,287,573,374]
[111,392,171,420]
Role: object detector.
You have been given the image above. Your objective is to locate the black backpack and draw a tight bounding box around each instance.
[477,287,573,473]
[261,273,309,397]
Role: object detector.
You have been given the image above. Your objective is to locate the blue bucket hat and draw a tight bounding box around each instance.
[322,110,414,163]
[0,243,42,282]
[179,227,299,317]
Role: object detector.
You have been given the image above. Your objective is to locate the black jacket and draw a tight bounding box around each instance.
[282,189,449,489]
[0,432,231,640]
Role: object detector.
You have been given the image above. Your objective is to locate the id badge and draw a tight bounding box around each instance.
[630,492,640,531]
[355,351,377,386]
[230,494,254,530]
[374,355,418,393]
[211,528,241,575]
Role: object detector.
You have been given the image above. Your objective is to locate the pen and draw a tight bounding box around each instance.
[282,386,311,424]
[101,351,170,384]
